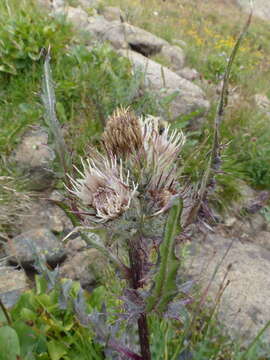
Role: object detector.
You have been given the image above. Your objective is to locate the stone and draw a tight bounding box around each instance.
[6,228,66,269]
[177,67,200,81]
[11,127,55,168]
[249,213,266,233]
[59,248,107,290]
[10,127,56,191]
[187,233,270,342]
[124,23,168,56]
[19,200,72,235]
[78,0,99,8]
[160,45,185,71]
[172,39,187,48]
[0,267,29,308]
[66,6,89,29]
[100,6,124,22]
[119,49,209,120]
[86,17,128,49]
[85,17,169,54]
[237,0,270,21]
[256,231,270,251]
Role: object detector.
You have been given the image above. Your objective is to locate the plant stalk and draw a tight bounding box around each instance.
[129,235,151,360]
[0,299,12,326]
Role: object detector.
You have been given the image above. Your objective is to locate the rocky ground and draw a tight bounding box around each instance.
[1,0,270,345]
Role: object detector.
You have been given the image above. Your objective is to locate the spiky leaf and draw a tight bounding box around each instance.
[42,49,71,174]
[146,198,183,314]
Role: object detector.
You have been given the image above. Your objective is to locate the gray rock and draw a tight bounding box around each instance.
[100,6,124,22]
[66,6,89,29]
[85,17,168,55]
[124,23,168,56]
[86,17,128,49]
[10,127,56,191]
[256,231,270,251]
[161,45,185,71]
[11,127,55,168]
[119,49,209,120]
[59,248,106,290]
[237,0,270,21]
[0,267,28,308]
[249,213,267,233]
[172,39,187,48]
[19,200,72,235]
[7,228,66,269]
[178,67,200,81]
[78,0,99,8]
[188,233,270,342]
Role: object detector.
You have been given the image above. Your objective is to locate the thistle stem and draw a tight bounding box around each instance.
[137,314,151,360]
[0,299,12,326]
[129,235,151,360]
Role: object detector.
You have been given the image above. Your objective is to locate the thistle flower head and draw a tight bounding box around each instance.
[69,108,185,222]
[68,154,137,222]
[102,107,143,158]
[140,116,185,213]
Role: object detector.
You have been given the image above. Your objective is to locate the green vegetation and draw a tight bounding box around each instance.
[1,0,270,359]
[1,267,270,359]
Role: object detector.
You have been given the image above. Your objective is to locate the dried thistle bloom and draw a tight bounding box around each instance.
[68,154,137,222]
[102,107,143,158]
[141,116,185,213]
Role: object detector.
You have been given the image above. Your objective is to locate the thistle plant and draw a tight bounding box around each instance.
[65,107,186,359]
[40,11,252,354]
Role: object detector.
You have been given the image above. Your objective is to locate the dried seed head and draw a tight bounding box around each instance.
[68,154,137,222]
[141,116,185,214]
[102,107,143,158]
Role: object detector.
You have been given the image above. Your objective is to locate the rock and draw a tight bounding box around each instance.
[100,6,124,22]
[160,45,185,71]
[78,0,99,9]
[124,23,168,56]
[7,228,66,269]
[177,67,200,81]
[51,0,66,14]
[172,39,187,48]
[19,200,72,235]
[256,231,270,251]
[11,127,55,168]
[254,94,270,116]
[59,248,107,290]
[0,267,29,308]
[66,6,89,29]
[10,127,56,191]
[188,234,270,342]
[65,236,87,253]
[237,0,270,21]
[249,213,266,233]
[85,17,168,55]
[119,49,209,120]
[86,17,128,49]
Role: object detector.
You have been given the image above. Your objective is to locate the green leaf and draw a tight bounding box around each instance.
[146,198,183,314]
[0,326,20,360]
[47,339,67,360]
